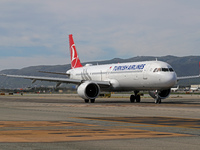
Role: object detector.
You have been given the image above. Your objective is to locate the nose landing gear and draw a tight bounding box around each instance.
[155,98,162,104]
[154,90,162,104]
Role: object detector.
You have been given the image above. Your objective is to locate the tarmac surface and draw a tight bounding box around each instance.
[0,93,199,150]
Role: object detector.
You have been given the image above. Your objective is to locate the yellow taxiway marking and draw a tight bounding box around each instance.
[0,121,96,128]
[81,117,200,129]
[0,128,190,143]
[0,120,192,143]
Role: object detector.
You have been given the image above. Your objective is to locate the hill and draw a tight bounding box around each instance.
[0,55,200,88]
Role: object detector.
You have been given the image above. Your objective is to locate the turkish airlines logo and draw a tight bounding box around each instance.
[71,44,78,69]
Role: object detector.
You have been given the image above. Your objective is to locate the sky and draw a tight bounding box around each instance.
[0,0,200,70]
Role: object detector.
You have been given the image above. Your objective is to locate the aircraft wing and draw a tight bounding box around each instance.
[38,71,70,76]
[0,74,110,87]
[177,75,200,80]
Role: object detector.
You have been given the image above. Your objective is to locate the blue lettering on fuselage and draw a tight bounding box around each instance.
[113,64,146,71]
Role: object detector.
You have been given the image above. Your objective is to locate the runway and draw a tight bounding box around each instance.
[0,94,199,150]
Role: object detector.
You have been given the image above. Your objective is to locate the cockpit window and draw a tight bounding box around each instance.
[153,67,174,72]
[153,68,158,72]
[162,68,169,72]
[153,68,161,72]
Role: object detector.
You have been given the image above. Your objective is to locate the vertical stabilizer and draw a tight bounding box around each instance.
[69,34,83,69]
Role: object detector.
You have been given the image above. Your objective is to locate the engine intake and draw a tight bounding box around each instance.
[77,81,100,99]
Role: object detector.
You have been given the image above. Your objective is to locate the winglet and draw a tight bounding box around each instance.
[69,34,83,69]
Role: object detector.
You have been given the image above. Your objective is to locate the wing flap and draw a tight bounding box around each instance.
[38,71,70,76]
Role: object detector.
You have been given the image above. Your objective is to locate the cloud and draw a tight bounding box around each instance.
[0,0,200,70]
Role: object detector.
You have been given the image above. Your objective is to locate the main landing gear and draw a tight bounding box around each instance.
[130,91,141,103]
[84,99,95,103]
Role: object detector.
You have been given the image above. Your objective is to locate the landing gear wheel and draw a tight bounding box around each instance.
[130,95,135,103]
[85,99,89,103]
[90,99,95,103]
[136,95,141,103]
[155,98,161,104]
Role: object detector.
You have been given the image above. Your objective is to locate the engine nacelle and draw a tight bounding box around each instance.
[77,81,100,100]
[149,89,171,99]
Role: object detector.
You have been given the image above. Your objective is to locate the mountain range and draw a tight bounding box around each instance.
[0,55,200,88]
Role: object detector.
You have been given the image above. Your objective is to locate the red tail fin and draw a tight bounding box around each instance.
[69,34,83,69]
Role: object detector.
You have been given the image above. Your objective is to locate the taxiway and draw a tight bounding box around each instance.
[0,94,199,150]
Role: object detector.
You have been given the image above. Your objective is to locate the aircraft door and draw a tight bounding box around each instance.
[106,67,112,79]
[143,64,149,80]
[81,69,92,80]
[106,69,111,79]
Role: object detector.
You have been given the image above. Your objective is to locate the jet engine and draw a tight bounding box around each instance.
[77,81,100,100]
[149,89,171,99]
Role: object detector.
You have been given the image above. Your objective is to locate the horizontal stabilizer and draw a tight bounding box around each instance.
[177,75,200,80]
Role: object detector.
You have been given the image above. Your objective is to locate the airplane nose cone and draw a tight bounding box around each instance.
[162,73,177,87]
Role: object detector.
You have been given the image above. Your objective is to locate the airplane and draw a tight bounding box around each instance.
[1,34,200,104]
[190,85,199,92]
[171,85,179,92]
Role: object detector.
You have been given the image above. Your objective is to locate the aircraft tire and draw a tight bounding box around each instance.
[155,98,161,104]
[85,99,89,103]
[90,99,95,103]
[130,95,135,103]
[136,95,141,102]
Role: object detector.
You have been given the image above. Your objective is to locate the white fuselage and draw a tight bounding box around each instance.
[67,61,177,91]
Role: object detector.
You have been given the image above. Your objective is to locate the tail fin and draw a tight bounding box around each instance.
[69,34,83,69]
